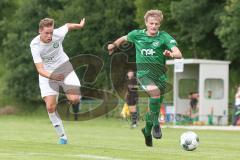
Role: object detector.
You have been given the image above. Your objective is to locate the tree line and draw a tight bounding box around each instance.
[0,0,239,103]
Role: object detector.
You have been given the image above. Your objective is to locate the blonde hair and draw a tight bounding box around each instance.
[39,18,54,29]
[144,10,163,23]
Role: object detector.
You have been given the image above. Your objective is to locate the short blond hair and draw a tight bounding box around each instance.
[39,18,54,30]
[144,10,163,23]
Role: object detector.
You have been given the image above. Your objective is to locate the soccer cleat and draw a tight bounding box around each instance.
[141,128,153,147]
[152,125,162,139]
[59,137,68,144]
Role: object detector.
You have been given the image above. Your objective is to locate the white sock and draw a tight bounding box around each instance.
[48,111,67,139]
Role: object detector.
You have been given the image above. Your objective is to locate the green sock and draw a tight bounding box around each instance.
[144,97,164,135]
[144,112,153,136]
[149,97,163,127]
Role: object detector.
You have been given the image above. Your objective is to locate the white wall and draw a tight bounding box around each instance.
[199,64,229,125]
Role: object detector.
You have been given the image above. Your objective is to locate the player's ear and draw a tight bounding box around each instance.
[145,20,147,26]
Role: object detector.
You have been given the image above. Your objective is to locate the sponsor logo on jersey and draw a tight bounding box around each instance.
[53,42,59,48]
[141,49,155,56]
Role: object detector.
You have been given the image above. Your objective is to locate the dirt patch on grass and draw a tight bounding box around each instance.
[0,106,18,115]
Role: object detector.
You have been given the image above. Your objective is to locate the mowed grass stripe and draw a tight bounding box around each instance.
[0,115,239,160]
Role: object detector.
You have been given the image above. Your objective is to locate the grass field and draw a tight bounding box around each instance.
[0,115,239,160]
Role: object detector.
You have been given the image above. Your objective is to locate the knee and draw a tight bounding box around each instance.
[148,89,160,97]
[68,95,80,104]
[46,103,57,113]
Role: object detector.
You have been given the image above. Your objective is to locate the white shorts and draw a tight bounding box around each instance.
[39,71,81,98]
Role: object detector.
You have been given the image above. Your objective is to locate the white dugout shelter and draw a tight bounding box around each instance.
[166,59,230,125]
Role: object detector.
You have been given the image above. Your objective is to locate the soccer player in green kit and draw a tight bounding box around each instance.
[108,10,182,147]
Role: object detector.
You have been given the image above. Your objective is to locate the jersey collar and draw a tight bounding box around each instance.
[143,29,159,37]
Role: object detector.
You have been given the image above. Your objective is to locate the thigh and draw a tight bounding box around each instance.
[138,76,161,97]
[126,93,138,106]
[39,75,59,98]
[138,73,169,97]
[62,71,81,92]
[62,71,81,100]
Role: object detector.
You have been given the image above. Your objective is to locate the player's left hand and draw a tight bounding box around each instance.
[163,50,173,58]
[79,18,85,28]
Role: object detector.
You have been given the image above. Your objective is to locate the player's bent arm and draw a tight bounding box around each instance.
[108,36,127,55]
[66,18,85,31]
[35,63,51,78]
[112,35,128,47]
[171,46,182,59]
[35,63,64,81]
[163,46,182,59]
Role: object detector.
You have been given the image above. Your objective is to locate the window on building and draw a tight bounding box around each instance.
[204,79,224,99]
[179,79,198,99]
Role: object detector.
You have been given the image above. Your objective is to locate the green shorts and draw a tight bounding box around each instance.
[137,73,168,95]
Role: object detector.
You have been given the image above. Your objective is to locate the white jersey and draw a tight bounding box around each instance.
[30,24,69,72]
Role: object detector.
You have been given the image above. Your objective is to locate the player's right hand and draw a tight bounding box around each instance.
[50,73,65,81]
[107,44,116,55]
[163,50,173,58]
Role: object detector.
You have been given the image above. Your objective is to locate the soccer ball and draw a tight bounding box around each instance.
[180,131,199,151]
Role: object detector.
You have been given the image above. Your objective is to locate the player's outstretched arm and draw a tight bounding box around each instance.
[107,36,127,55]
[163,46,182,59]
[66,18,85,31]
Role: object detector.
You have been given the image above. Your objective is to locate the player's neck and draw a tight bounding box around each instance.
[146,30,158,37]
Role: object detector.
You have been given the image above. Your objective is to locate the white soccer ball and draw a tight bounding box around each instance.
[180,131,199,151]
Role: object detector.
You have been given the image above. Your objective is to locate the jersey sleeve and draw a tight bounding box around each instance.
[163,32,177,50]
[53,24,68,38]
[127,30,138,43]
[30,44,42,63]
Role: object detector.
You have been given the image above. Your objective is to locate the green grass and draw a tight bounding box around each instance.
[0,115,239,160]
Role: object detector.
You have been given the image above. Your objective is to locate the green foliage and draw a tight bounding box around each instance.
[171,0,226,59]
[0,0,240,109]
[216,0,240,64]
[50,0,137,57]
[1,0,137,102]
[2,0,64,102]
[0,0,17,46]
[50,0,138,90]
[229,69,240,103]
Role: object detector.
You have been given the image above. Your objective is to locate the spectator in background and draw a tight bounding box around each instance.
[232,86,240,126]
[187,92,199,124]
[125,70,139,128]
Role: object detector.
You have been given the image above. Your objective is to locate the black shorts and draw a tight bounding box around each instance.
[126,93,138,106]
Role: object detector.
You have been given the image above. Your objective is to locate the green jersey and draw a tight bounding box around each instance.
[127,29,177,79]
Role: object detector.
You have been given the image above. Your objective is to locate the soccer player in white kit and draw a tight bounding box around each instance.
[30,18,85,144]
